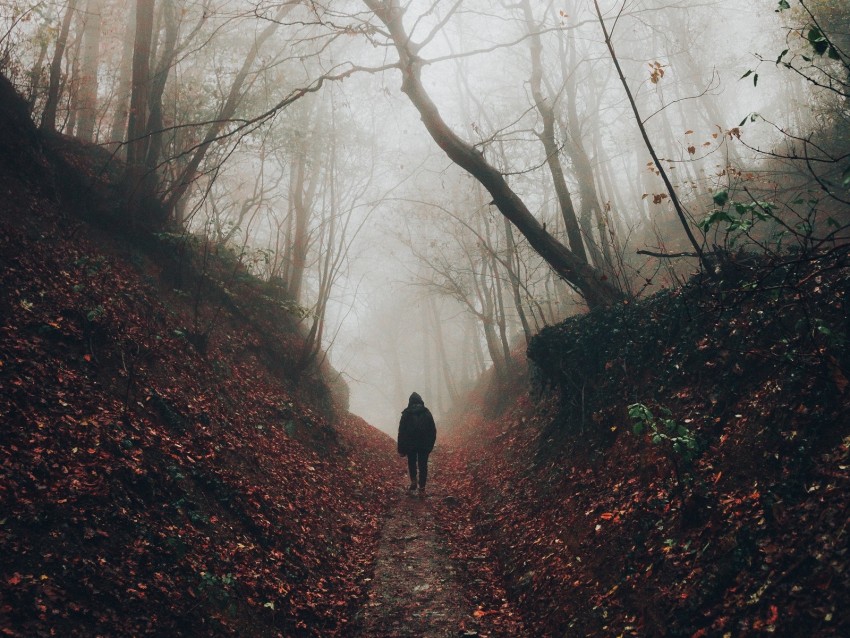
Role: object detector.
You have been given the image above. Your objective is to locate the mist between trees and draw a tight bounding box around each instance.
[3,0,847,431]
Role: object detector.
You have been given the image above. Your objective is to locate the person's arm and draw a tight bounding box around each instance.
[425,410,437,452]
[397,412,409,455]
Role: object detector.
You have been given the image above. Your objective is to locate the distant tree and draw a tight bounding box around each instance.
[519,0,588,266]
[406,200,515,385]
[124,0,154,223]
[591,0,709,272]
[286,111,323,305]
[40,0,78,132]
[163,3,294,222]
[106,3,135,154]
[75,0,101,141]
[141,0,179,196]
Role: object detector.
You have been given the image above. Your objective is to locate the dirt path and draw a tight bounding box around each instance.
[354,461,530,638]
[356,485,479,637]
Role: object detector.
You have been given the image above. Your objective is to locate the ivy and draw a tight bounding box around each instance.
[628,403,699,463]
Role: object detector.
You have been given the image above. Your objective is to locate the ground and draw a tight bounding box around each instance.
[356,458,527,638]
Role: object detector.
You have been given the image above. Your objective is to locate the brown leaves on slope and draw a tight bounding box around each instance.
[434,258,850,637]
[0,171,397,636]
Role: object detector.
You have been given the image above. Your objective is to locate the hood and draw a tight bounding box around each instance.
[407,392,424,408]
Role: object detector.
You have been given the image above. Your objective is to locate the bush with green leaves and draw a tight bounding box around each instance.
[700,189,844,256]
[628,402,698,464]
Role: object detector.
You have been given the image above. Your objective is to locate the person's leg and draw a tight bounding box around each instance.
[407,453,417,489]
[417,451,430,489]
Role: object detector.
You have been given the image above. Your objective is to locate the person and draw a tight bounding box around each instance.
[397,392,437,496]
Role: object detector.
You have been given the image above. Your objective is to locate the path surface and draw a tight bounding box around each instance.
[354,462,533,638]
[357,486,479,637]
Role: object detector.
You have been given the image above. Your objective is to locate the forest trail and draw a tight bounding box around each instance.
[356,462,527,638]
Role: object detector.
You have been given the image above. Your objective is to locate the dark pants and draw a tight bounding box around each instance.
[407,451,430,488]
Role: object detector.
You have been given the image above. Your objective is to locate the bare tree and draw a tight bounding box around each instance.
[520,0,588,265]
[124,0,155,222]
[75,0,101,141]
[163,3,294,220]
[592,0,709,271]
[40,0,78,132]
[362,0,623,309]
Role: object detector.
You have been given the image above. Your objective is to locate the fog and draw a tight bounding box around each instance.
[4,0,847,435]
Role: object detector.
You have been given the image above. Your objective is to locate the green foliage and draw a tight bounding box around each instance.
[812,317,847,351]
[154,231,199,249]
[806,25,840,59]
[774,0,847,64]
[703,185,844,256]
[699,194,775,248]
[711,190,729,207]
[739,69,759,86]
[198,571,237,611]
[628,403,699,463]
[85,304,106,323]
[74,255,110,277]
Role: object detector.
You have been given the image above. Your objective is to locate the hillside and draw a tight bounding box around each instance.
[0,75,398,637]
[435,253,850,636]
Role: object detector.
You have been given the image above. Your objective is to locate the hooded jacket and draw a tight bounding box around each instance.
[397,392,437,456]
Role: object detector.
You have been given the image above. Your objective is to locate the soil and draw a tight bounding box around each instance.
[356,457,529,638]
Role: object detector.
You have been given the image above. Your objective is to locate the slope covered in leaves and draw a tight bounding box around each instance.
[0,75,397,636]
[437,254,850,637]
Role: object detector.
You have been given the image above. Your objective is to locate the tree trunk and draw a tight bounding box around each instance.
[125,0,155,223]
[503,217,532,344]
[428,297,460,405]
[64,27,84,135]
[421,308,434,409]
[364,0,621,309]
[469,313,486,378]
[474,258,507,383]
[164,4,292,217]
[288,149,310,304]
[41,0,78,132]
[521,0,588,264]
[142,0,179,198]
[107,4,136,157]
[555,24,613,273]
[76,0,102,142]
[27,32,50,112]
[480,214,513,366]
[491,251,512,367]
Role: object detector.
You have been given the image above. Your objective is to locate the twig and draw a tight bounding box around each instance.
[637,249,700,259]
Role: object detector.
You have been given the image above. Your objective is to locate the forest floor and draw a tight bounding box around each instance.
[355,461,528,638]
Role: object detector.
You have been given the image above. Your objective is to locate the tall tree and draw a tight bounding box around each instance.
[141,0,179,198]
[107,4,135,155]
[41,0,78,132]
[124,0,155,223]
[520,0,588,265]
[75,0,101,141]
[592,0,708,271]
[163,3,293,220]
[362,0,622,309]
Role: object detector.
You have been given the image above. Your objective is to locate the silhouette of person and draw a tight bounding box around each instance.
[397,392,437,496]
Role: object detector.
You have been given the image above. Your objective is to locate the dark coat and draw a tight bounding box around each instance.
[397,393,436,456]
